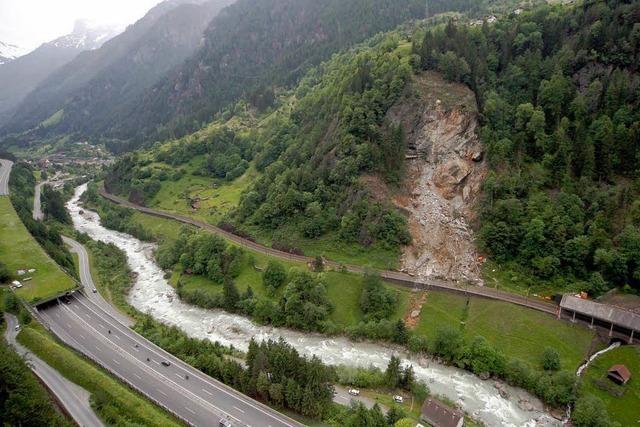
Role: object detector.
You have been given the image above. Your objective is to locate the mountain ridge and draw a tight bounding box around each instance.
[2,0,231,138]
[0,22,120,126]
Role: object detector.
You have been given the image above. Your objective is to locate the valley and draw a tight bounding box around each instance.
[1,0,639,426]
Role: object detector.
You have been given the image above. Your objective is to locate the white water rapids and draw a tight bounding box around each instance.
[67,184,560,426]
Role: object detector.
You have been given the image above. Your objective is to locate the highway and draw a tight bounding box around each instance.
[0,158,13,195]
[99,186,558,316]
[39,293,302,427]
[4,313,104,427]
[61,236,134,327]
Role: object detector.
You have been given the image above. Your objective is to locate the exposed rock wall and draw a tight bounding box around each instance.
[387,72,486,284]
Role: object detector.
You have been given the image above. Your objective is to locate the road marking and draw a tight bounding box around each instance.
[158,389,167,397]
[114,334,121,341]
[68,294,296,427]
[175,373,184,380]
[112,358,120,365]
[185,407,196,415]
[95,345,102,352]
[133,373,142,380]
[233,406,245,414]
[78,334,86,340]
[202,388,214,396]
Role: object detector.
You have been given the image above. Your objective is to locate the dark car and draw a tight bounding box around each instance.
[161,361,171,367]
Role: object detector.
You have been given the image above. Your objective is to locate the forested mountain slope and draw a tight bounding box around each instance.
[413,0,640,293]
[108,0,427,142]
[2,0,231,139]
[0,22,118,126]
[106,0,640,297]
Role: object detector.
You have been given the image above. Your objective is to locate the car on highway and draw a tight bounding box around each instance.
[348,388,360,396]
[219,418,232,427]
[393,395,404,403]
[92,288,97,293]
[161,361,171,367]
[14,325,20,331]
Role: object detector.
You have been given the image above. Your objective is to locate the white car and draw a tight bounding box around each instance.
[393,395,404,403]
[92,288,97,293]
[14,325,20,331]
[348,388,360,396]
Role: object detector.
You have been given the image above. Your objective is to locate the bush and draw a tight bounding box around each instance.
[0,261,12,283]
[279,271,333,330]
[572,395,610,427]
[359,270,397,321]
[432,326,465,363]
[263,261,286,291]
[541,347,561,371]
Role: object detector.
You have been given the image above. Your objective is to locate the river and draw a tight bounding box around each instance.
[67,184,559,426]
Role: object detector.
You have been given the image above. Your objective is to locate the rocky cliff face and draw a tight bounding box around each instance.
[387,72,486,284]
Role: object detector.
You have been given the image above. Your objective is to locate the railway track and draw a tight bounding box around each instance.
[99,187,558,316]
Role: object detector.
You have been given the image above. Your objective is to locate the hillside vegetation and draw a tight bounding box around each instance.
[414,0,640,294]
[0,316,71,426]
[106,0,640,297]
[0,196,75,303]
[2,0,231,145]
[106,34,420,265]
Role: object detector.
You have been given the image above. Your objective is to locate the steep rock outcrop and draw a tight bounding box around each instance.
[387,72,486,284]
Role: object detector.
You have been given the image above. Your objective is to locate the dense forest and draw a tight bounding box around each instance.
[413,0,640,293]
[104,0,640,295]
[100,0,516,146]
[106,34,416,251]
[233,33,414,250]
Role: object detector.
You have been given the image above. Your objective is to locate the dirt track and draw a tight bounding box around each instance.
[98,187,558,316]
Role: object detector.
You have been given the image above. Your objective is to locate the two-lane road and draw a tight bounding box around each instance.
[39,294,302,427]
[4,313,104,427]
[33,180,46,220]
[0,158,13,195]
[62,236,134,327]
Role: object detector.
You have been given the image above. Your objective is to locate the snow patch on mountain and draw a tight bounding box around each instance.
[48,20,121,51]
[0,41,30,65]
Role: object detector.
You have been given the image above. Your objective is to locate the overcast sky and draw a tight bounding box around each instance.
[0,0,161,51]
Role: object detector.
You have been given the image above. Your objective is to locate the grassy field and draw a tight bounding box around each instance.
[172,244,410,329]
[123,208,407,328]
[17,323,181,427]
[482,260,587,297]
[248,226,400,270]
[414,291,595,370]
[148,157,256,225]
[580,345,640,426]
[134,153,400,269]
[0,197,76,303]
[117,206,597,366]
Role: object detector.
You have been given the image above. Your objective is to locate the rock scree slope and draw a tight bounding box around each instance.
[388,72,486,284]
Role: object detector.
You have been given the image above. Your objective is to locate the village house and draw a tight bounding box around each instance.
[607,364,631,385]
[420,398,464,427]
